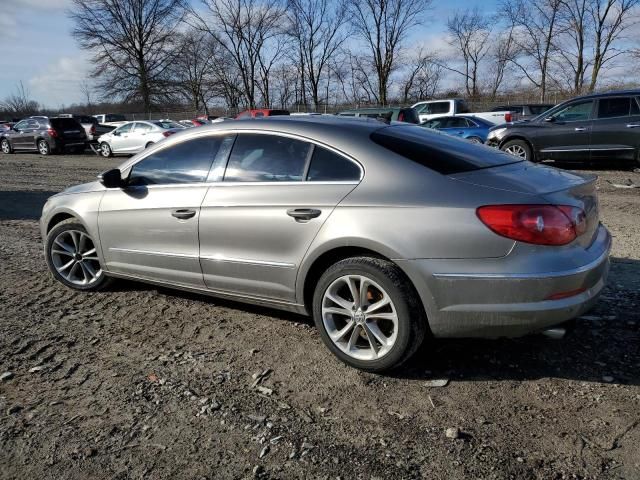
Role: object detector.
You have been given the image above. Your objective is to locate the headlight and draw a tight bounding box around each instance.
[489,127,507,139]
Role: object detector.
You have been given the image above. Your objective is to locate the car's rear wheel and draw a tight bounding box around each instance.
[501,139,532,161]
[145,142,155,148]
[37,139,51,156]
[312,257,426,372]
[100,142,113,157]
[45,220,112,291]
[1,138,12,154]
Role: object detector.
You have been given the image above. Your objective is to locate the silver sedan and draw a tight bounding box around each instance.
[40,117,611,371]
[97,120,184,157]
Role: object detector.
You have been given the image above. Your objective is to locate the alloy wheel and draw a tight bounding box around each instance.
[101,143,111,157]
[504,144,527,158]
[50,229,102,286]
[38,140,50,155]
[1,140,10,154]
[322,275,398,361]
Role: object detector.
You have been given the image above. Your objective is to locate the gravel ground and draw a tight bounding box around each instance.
[0,152,639,480]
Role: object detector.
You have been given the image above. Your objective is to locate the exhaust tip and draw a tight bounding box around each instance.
[541,327,566,340]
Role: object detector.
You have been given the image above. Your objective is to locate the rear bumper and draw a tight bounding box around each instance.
[400,225,611,338]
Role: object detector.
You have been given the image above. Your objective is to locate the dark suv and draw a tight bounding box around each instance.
[0,116,87,155]
[487,90,640,166]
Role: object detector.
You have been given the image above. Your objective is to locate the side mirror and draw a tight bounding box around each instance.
[98,168,123,188]
[112,130,120,136]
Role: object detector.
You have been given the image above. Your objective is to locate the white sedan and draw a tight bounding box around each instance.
[98,120,184,157]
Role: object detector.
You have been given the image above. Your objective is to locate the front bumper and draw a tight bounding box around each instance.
[399,225,612,338]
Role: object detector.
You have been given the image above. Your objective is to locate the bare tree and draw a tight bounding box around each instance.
[69,0,187,116]
[557,0,590,94]
[191,0,285,109]
[287,0,349,110]
[446,7,492,98]
[0,82,39,118]
[588,0,639,91]
[399,49,443,103]
[348,0,432,105]
[487,25,519,99]
[502,0,564,101]
[79,78,95,111]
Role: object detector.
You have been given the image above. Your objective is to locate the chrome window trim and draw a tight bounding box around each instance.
[120,128,364,185]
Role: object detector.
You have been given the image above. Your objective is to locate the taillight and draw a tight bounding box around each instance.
[476,204,586,246]
[90,125,96,135]
[162,131,175,137]
[398,112,405,122]
[47,128,58,138]
[505,112,512,122]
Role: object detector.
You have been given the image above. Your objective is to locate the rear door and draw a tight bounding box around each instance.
[99,135,223,286]
[130,122,155,152]
[589,96,640,163]
[199,132,362,302]
[535,99,594,162]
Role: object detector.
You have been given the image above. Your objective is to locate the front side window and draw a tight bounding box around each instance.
[597,97,632,119]
[306,146,361,182]
[128,136,221,186]
[13,120,29,131]
[115,123,133,134]
[551,101,593,122]
[224,134,311,182]
[133,122,154,133]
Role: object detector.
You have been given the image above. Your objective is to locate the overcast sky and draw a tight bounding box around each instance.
[0,0,500,108]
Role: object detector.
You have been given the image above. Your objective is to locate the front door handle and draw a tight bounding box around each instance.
[287,208,321,221]
[626,124,640,128]
[574,127,587,132]
[171,209,196,219]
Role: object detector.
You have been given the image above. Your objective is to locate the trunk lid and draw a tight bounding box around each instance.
[450,162,600,247]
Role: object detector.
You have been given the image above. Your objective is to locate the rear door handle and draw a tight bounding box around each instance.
[626,124,640,128]
[286,208,321,221]
[171,209,196,219]
[574,127,588,132]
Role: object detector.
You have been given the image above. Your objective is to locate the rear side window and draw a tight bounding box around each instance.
[398,108,419,124]
[50,118,82,130]
[597,97,632,118]
[128,136,220,186]
[224,134,311,182]
[134,122,154,132]
[370,125,521,175]
[306,147,361,181]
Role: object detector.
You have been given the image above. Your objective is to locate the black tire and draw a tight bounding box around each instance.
[100,142,113,158]
[1,138,13,154]
[312,256,426,372]
[37,139,51,156]
[145,142,155,149]
[501,139,533,161]
[45,219,112,291]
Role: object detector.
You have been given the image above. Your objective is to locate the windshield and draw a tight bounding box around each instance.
[370,125,522,175]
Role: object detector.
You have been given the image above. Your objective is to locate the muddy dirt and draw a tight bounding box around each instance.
[0,153,638,479]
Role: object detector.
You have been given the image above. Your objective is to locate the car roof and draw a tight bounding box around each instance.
[567,89,640,101]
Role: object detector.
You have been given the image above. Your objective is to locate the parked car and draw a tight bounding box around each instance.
[60,114,115,142]
[0,122,14,132]
[40,117,610,372]
[491,104,555,121]
[1,116,87,155]
[412,99,514,125]
[420,115,493,143]
[93,113,128,127]
[487,90,640,166]
[97,120,182,157]
[336,107,420,124]
[179,119,208,128]
[235,109,290,119]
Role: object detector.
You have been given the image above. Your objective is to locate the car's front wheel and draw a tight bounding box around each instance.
[312,257,426,372]
[1,138,12,154]
[45,220,111,291]
[100,142,113,157]
[501,139,532,161]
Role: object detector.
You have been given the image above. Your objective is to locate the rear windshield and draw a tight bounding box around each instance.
[50,118,82,129]
[370,125,522,175]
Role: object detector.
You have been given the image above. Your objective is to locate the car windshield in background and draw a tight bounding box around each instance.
[370,125,521,175]
[50,118,81,129]
[152,121,183,130]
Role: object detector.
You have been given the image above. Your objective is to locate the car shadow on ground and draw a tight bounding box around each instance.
[108,258,639,387]
[0,190,58,221]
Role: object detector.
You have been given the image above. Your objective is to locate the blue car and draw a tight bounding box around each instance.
[420,115,493,143]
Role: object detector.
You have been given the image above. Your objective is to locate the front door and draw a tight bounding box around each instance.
[535,99,594,162]
[199,132,362,302]
[109,123,134,154]
[590,96,640,163]
[98,135,221,287]
[9,120,30,149]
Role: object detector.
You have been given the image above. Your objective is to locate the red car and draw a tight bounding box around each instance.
[235,109,290,119]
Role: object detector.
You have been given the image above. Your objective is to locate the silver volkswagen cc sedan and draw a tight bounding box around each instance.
[40,116,611,372]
